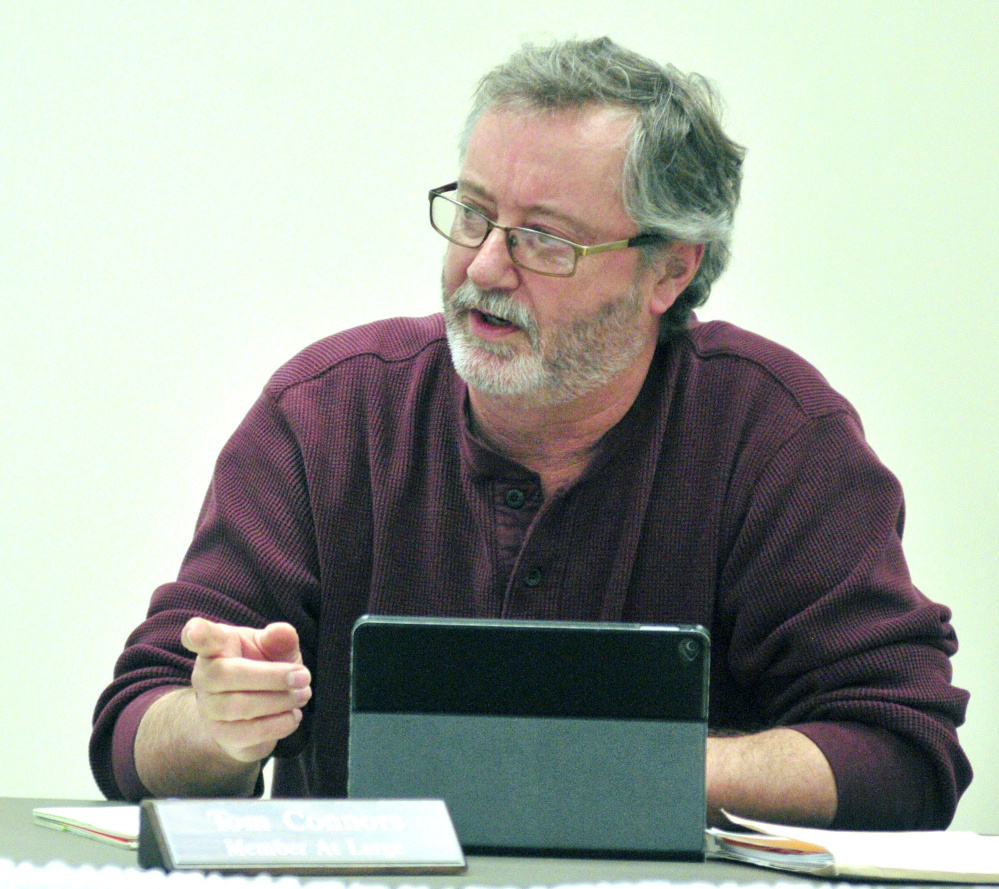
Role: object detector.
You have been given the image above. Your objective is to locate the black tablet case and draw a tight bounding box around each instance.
[347,615,709,859]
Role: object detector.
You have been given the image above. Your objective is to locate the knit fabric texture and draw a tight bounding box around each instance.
[91,314,971,829]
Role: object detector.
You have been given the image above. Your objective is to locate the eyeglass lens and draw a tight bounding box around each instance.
[431,194,576,276]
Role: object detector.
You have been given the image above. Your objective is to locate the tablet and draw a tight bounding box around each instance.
[347,615,709,859]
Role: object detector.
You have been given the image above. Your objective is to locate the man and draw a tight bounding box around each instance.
[91,37,971,830]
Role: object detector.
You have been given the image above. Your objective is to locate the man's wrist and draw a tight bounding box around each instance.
[706,728,837,828]
[111,685,185,801]
[134,687,262,798]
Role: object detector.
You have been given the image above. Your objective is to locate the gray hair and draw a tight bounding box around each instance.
[459,37,746,338]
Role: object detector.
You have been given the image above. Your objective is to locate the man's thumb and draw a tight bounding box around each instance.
[257,622,302,665]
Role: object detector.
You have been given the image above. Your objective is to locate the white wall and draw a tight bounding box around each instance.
[2,2,996,830]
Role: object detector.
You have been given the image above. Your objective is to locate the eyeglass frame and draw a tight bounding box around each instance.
[428,182,667,278]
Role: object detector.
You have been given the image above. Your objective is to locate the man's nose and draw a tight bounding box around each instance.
[467,227,519,291]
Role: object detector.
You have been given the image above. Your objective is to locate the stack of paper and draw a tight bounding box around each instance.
[32,806,140,850]
[709,812,999,884]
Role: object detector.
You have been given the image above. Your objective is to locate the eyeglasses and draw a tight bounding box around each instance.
[428,182,665,278]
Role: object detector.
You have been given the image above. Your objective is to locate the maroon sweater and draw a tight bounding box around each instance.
[91,314,971,828]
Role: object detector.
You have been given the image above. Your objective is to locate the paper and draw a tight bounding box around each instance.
[33,806,140,850]
[708,812,999,883]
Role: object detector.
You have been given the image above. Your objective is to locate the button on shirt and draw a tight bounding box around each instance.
[505,487,526,509]
[466,438,551,606]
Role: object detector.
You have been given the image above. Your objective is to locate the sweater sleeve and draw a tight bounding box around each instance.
[715,410,971,829]
[89,390,322,800]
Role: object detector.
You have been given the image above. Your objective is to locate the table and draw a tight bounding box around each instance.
[0,797,942,886]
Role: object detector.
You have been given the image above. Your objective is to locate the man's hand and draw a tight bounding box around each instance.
[182,617,312,763]
[133,618,311,798]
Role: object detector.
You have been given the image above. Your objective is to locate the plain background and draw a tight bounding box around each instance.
[2,2,996,830]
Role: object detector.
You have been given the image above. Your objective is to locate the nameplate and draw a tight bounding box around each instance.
[138,798,466,874]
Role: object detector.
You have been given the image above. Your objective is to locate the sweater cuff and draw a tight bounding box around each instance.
[111,685,184,802]
[793,721,931,830]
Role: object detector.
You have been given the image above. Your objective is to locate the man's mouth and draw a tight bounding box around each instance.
[472,308,517,330]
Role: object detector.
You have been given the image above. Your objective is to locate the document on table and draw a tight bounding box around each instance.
[708,812,999,883]
[32,805,139,849]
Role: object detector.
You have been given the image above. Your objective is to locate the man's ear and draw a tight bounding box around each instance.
[648,242,704,315]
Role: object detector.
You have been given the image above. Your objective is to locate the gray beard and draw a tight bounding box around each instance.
[442,278,648,407]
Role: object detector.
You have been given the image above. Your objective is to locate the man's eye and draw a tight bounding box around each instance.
[456,205,487,233]
[521,229,563,249]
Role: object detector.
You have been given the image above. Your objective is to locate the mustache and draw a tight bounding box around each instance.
[448,281,539,344]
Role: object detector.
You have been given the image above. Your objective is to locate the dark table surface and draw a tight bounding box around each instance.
[0,797,943,886]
